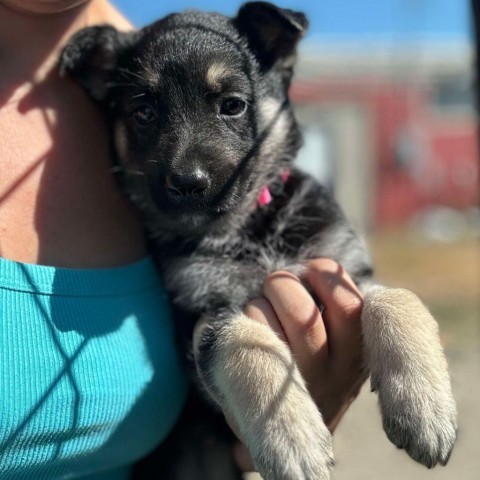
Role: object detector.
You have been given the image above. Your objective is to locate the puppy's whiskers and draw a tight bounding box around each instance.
[105,81,138,88]
[118,67,149,87]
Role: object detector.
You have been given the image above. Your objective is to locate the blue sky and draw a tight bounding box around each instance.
[113,0,471,45]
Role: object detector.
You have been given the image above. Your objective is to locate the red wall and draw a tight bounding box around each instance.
[291,78,479,228]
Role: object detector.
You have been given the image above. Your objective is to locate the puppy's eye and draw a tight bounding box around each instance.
[220,97,247,116]
[132,104,156,126]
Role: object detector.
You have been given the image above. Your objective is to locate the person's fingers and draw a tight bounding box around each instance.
[262,271,329,373]
[244,298,287,342]
[304,258,364,364]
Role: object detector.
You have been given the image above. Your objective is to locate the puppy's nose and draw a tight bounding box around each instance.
[166,171,210,198]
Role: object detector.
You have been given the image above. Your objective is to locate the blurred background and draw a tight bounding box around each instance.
[113,0,479,478]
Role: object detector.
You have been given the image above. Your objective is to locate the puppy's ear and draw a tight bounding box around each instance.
[234,2,308,72]
[59,25,134,103]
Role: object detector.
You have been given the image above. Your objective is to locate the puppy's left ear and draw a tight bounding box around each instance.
[234,1,308,72]
[59,25,135,104]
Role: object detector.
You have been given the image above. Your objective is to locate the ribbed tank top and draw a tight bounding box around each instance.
[0,256,187,479]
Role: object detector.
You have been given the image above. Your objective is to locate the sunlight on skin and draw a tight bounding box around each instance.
[0,157,46,205]
[0,0,144,267]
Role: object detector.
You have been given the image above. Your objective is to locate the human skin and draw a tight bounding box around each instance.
[0,0,366,471]
[0,0,144,268]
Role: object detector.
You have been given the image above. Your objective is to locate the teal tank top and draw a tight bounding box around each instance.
[0,256,188,479]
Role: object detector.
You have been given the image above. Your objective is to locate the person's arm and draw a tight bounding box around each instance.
[235,258,367,470]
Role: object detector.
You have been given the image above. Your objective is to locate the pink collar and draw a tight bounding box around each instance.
[257,169,291,207]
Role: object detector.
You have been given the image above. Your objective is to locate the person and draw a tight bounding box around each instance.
[0,0,367,478]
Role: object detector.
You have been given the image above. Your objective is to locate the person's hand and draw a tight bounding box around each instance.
[233,258,368,471]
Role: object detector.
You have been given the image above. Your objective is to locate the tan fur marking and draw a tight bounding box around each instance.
[260,96,283,124]
[362,287,457,466]
[204,313,334,479]
[205,63,228,90]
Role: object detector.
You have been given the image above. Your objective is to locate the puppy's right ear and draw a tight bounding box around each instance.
[59,25,134,103]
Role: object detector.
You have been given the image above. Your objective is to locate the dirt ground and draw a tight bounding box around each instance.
[247,232,480,480]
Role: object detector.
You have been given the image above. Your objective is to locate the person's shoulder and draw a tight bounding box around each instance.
[98,1,134,32]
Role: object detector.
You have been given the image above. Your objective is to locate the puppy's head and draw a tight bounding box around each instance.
[60,2,307,234]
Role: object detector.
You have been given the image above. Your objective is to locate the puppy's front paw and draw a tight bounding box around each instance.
[374,372,457,467]
[201,314,334,480]
[363,287,457,468]
[248,396,334,480]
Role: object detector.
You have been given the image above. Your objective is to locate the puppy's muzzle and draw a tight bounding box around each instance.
[166,170,211,199]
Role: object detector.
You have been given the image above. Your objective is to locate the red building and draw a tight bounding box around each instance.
[291,59,478,230]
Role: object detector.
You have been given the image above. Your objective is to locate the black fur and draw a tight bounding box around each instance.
[60,3,374,478]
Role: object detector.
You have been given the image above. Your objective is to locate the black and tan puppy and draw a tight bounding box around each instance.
[60,3,457,479]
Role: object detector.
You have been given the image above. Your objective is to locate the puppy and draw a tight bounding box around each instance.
[60,2,457,479]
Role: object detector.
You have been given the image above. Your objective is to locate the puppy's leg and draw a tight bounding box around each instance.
[362,287,457,467]
[194,313,334,480]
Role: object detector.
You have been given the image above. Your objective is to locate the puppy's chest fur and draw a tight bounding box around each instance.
[155,169,372,317]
